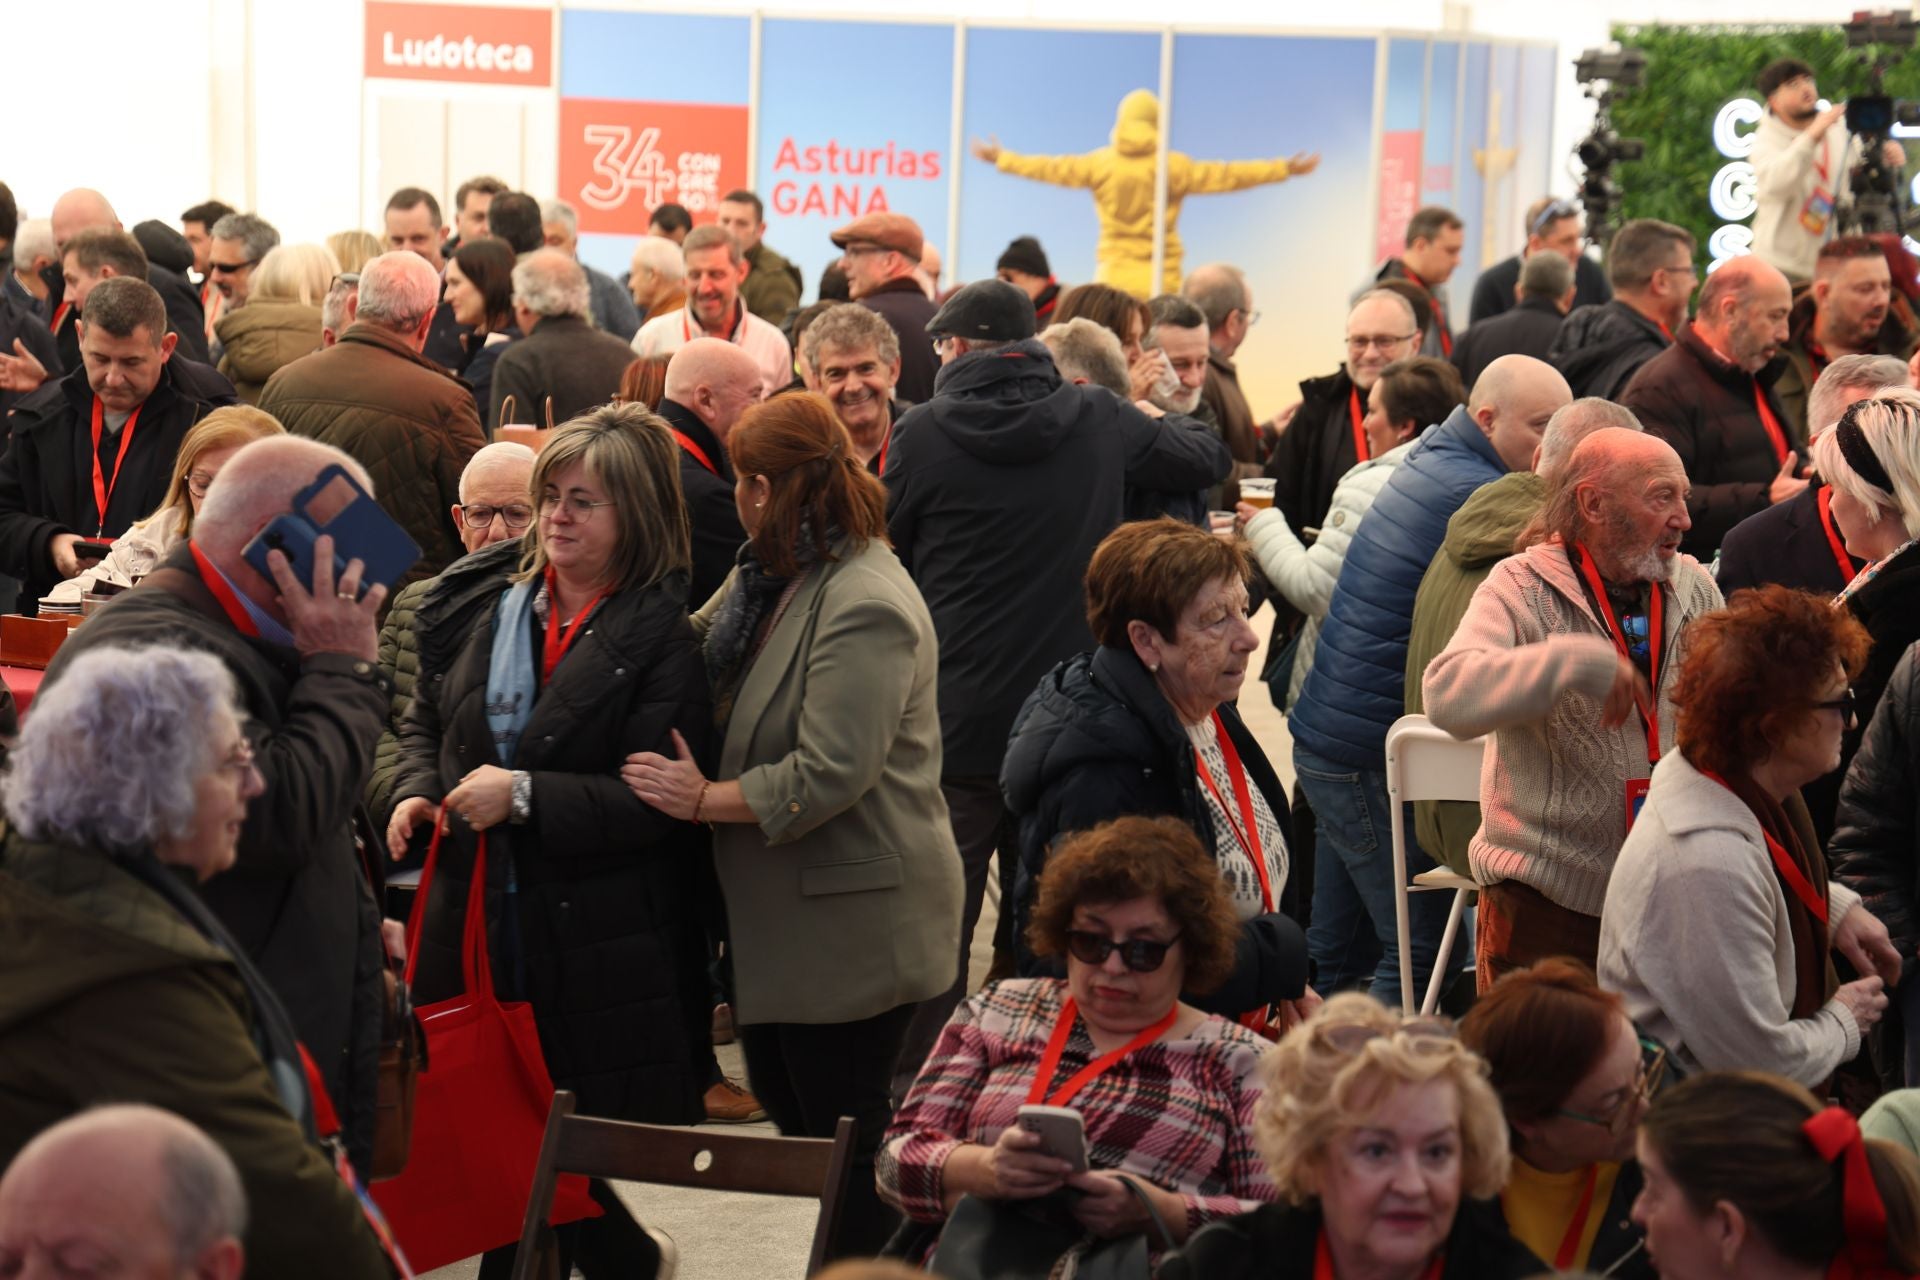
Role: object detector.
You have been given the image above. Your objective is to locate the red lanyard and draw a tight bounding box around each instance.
[1701,770,1829,923]
[541,567,606,687]
[1024,996,1179,1108]
[1348,386,1370,463]
[670,428,720,477]
[88,396,144,537]
[1572,542,1663,766]
[49,300,71,336]
[189,541,262,637]
[1754,381,1792,465]
[870,427,890,478]
[1315,1232,1443,1280]
[1656,320,1675,343]
[1403,268,1451,356]
[1817,486,1860,586]
[1503,1164,1601,1270]
[1192,711,1272,912]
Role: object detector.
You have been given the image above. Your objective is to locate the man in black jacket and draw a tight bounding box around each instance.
[1451,250,1573,389]
[1715,353,1904,598]
[0,278,235,608]
[130,220,210,364]
[1549,218,1696,400]
[1621,254,1802,557]
[886,279,1231,1079]
[43,434,394,1177]
[1468,195,1612,324]
[658,338,763,604]
[490,249,635,430]
[833,212,939,404]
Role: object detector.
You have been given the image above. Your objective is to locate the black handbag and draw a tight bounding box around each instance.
[927,1177,1177,1280]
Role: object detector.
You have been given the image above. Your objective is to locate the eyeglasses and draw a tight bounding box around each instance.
[1655,262,1697,282]
[841,243,887,260]
[460,502,535,530]
[185,469,218,499]
[1529,199,1580,237]
[1236,307,1263,327]
[538,493,617,523]
[218,736,257,782]
[1312,1015,1457,1057]
[1346,332,1419,352]
[330,272,361,290]
[1554,1041,1668,1134]
[1815,689,1857,722]
[1064,929,1182,973]
[208,259,257,276]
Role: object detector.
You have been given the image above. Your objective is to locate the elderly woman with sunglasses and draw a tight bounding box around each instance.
[1163,994,1540,1280]
[1601,585,1901,1090]
[1460,960,1663,1279]
[878,815,1276,1268]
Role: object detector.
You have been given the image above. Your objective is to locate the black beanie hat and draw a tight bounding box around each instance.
[997,235,1051,279]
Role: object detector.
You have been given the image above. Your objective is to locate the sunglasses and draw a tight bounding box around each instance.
[1064,929,1181,973]
[1312,1015,1457,1056]
[1529,199,1580,236]
[1815,690,1857,721]
[209,259,257,276]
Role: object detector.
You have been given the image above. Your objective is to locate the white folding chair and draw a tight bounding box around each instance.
[1385,714,1486,1015]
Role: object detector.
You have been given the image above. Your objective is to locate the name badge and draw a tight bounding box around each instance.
[1800,185,1835,236]
[1626,778,1651,832]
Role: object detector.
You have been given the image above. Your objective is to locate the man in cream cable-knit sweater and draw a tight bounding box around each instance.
[1424,427,1722,989]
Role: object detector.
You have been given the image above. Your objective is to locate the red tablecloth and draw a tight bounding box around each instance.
[2,664,44,716]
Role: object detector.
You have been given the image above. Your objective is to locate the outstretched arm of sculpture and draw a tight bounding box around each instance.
[971,135,1100,189]
[1180,151,1320,196]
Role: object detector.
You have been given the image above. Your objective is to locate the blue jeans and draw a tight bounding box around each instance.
[1294,744,1468,1009]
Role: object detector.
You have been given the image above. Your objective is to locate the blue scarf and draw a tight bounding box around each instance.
[485,579,539,766]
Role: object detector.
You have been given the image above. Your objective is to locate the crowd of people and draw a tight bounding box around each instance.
[4,49,1920,1280]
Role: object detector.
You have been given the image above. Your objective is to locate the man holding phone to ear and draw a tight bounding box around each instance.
[0,276,234,611]
[45,434,400,1178]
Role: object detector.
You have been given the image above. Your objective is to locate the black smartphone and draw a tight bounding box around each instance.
[73,539,114,562]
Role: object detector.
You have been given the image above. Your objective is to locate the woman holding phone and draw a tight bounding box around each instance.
[878,815,1275,1269]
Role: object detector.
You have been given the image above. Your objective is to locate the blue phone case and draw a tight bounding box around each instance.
[241,464,422,599]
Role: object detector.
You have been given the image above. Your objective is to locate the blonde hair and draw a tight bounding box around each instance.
[325,229,382,276]
[1255,993,1510,1205]
[518,403,691,593]
[1811,386,1920,537]
[250,243,341,308]
[149,406,286,537]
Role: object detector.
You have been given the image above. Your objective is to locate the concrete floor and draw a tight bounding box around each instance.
[422,632,1297,1280]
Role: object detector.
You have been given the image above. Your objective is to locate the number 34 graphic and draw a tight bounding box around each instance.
[580,125,675,211]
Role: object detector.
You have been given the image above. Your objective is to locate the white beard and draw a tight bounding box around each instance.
[1152,385,1204,416]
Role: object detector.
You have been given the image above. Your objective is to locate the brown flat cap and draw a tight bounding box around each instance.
[829,212,924,260]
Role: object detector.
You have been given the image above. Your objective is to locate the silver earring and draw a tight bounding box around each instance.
[755,501,764,509]
[1148,662,1159,673]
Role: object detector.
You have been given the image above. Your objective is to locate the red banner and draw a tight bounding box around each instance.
[559,98,751,236]
[1376,129,1424,266]
[364,2,552,87]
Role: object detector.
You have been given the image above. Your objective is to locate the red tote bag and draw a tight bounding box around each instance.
[371,814,600,1270]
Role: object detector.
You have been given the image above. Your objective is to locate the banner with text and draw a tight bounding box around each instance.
[1379,38,1428,266]
[755,19,954,295]
[364,1,552,87]
[560,10,751,277]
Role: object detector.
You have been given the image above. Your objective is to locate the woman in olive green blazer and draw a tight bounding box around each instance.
[623,392,961,1257]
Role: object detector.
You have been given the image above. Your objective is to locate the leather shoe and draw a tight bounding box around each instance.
[704,1077,767,1123]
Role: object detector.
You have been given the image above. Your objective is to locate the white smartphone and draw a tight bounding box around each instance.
[1017,1104,1090,1173]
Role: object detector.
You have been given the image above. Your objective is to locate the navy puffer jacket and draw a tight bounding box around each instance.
[1287,406,1507,770]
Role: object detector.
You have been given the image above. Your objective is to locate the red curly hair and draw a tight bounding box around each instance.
[1674,585,1870,779]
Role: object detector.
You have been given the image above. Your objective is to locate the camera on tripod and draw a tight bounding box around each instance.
[1837,9,1920,236]
[1572,46,1648,248]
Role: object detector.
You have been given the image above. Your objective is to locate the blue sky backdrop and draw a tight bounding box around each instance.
[756,20,954,296]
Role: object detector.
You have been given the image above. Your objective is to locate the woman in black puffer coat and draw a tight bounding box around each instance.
[1001,518,1309,1024]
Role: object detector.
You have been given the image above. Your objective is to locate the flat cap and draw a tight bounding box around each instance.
[830,212,924,260]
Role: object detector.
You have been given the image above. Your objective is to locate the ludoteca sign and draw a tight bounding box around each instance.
[364,2,552,87]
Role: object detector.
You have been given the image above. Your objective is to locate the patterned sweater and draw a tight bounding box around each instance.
[1422,541,1722,916]
[878,978,1274,1240]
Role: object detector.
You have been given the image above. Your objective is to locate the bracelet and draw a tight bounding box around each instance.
[692,779,711,825]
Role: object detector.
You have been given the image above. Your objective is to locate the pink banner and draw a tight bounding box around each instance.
[1376,130,1423,265]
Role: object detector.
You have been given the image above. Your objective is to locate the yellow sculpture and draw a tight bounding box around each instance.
[972,89,1319,298]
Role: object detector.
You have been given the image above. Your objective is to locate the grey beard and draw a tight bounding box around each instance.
[1152,386,1204,416]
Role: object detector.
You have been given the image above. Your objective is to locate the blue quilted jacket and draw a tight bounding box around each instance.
[1288,406,1508,770]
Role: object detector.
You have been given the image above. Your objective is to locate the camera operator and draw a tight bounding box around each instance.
[1752,57,1906,283]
